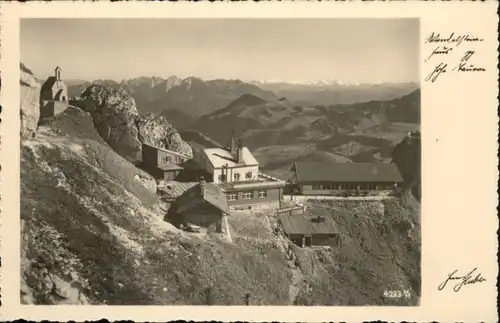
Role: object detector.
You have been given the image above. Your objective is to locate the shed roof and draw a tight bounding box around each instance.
[278,214,339,235]
[142,143,192,160]
[158,164,184,171]
[292,161,404,183]
[175,182,229,215]
[162,181,198,198]
[180,158,202,171]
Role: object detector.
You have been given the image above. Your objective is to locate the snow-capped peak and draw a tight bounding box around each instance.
[251,79,361,86]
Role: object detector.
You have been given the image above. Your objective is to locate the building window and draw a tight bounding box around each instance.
[218,174,226,182]
[338,184,345,190]
[234,173,241,181]
[258,190,267,199]
[164,156,171,163]
[312,184,322,190]
[227,193,237,201]
[243,192,253,200]
[245,172,252,179]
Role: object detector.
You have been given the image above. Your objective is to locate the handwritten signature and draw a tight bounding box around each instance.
[437,267,486,292]
[425,50,486,83]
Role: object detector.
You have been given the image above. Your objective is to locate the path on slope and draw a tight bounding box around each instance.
[288,259,304,305]
[267,214,304,305]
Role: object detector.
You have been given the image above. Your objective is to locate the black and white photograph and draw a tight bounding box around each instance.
[19,18,421,306]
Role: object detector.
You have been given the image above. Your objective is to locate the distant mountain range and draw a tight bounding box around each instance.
[65,76,418,121]
[250,79,364,86]
[67,76,278,118]
[251,81,419,107]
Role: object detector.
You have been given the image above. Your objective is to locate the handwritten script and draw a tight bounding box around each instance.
[424,32,486,83]
[437,267,486,292]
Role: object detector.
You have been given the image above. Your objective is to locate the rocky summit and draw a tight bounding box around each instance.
[76,83,192,162]
[136,113,192,158]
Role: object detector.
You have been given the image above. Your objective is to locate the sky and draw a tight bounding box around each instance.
[21,18,419,83]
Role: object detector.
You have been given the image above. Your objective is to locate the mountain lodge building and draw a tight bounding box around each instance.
[189,131,286,211]
[40,66,69,118]
[288,161,404,196]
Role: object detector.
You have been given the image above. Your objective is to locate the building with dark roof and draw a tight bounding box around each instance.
[170,177,230,235]
[159,181,198,201]
[278,213,340,247]
[141,143,192,185]
[40,66,69,118]
[289,161,404,196]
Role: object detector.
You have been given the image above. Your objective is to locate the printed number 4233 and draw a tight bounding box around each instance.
[384,289,411,299]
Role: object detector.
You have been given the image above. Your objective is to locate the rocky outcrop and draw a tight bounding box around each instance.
[137,113,192,157]
[392,131,421,201]
[78,84,142,161]
[134,173,157,194]
[78,84,192,162]
[20,63,41,139]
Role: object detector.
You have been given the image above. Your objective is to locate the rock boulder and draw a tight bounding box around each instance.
[78,84,192,162]
[137,113,193,158]
[20,63,41,139]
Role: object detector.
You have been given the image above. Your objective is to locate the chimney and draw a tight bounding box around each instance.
[228,130,237,155]
[199,176,205,196]
[237,139,243,164]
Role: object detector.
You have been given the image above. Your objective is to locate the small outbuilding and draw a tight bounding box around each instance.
[141,143,191,185]
[278,214,340,247]
[172,177,230,235]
